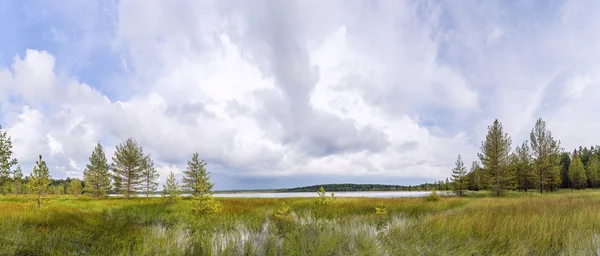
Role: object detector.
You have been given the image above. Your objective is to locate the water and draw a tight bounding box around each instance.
[110,191,446,198]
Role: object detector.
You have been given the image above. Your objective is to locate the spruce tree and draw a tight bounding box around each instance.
[0,125,18,187]
[451,154,467,196]
[184,153,221,213]
[28,155,50,208]
[12,165,23,195]
[559,152,571,188]
[141,155,159,198]
[530,118,562,193]
[587,156,599,188]
[83,142,111,198]
[162,171,181,203]
[111,138,145,199]
[478,119,512,196]
[569,152,587,189]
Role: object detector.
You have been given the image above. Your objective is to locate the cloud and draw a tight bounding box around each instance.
[4,0,600,189]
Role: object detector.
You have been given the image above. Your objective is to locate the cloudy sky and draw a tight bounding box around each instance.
[0,0,598,190]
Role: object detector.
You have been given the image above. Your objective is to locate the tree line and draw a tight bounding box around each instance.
[0,126,221,212]
[447,118,600,196]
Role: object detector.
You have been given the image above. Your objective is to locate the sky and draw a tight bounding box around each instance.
[0,0,599,190]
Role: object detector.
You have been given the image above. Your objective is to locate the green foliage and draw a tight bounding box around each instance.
[67,179,83,196]
[514,141,534,192]
[466,161,484,191]
[425,188,441,202]
[185,153,222,214]
[141,155,159,198]
[530,118,562,193]
[451,154,468,196]
[83,142,111,198]
[111,138,146,199]
[182,152,210,193]
[560,152,572,188]
[161,172,181,203]
[12,166,23,195]
[478,119,513,196]
[569,153,587,189]
[273,203,296,236]
[28,155,51,208]
[0,125,18,187]
[112,175,123,196]
[375,201,389,231]
[315,186,335,206]
[586,156,599,188]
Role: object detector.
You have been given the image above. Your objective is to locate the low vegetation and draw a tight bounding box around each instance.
[3,190,600,255]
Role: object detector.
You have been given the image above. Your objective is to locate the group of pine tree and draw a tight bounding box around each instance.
[0,126,220,212]
[447,118,600,196]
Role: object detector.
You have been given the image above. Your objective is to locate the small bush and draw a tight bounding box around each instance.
[273,203,296,236]
[425,189,441,202]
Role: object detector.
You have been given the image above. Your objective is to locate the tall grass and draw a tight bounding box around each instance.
[1,191,600,255]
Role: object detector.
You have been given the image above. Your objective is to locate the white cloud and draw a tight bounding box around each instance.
[5,0,600,189]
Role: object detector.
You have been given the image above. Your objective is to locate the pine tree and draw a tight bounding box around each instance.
[182,153,209,193]
[111,138,145,199]
[514,142,534,192]
[162,171,181,203]
[141,155,159,198]
[83,142,111,198]
[113,175,123,196]
[478,119,512,196]
[184,153,222,213]
[586,156,599,188]
[530,118,562,193]
[28,155,50,208]
[559,152,571,189]
[12,165,23,195]
[569,152,587,190]
[467,161,483,191]
[451,154,467,196]
[0,125,18,188]
[68,178,83,196]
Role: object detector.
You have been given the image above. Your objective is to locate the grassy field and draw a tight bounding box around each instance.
[2,190,600,255]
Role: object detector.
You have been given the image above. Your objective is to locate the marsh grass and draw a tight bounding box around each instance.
[1,191,600,255]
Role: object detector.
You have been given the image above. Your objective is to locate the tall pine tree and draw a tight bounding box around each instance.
[451,154,467,196]
[28,155,50,208]
[530,118,562,193]
[83,142,111,198]
[141,155,159,198]
[0,125,18,188]
[111,138,145,199]
[478,119,512,196]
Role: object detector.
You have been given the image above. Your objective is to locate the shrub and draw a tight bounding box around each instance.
[425,188,441,202]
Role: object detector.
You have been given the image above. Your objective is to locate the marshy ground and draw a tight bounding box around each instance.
[2,190,600,255]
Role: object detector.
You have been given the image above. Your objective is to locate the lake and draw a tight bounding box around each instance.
[110,191,447,198]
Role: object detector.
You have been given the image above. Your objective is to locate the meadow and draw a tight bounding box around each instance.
[2,190,600,255]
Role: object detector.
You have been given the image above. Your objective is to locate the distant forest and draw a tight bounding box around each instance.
[280,183,436,192]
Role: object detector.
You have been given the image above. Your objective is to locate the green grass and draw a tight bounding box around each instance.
[1,191,600,255]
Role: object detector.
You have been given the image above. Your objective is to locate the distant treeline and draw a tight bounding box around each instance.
[280,183,438,192]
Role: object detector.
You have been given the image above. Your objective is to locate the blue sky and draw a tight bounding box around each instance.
[1,0,599,190]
